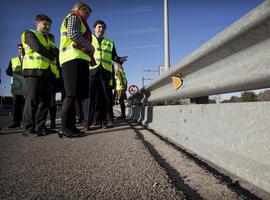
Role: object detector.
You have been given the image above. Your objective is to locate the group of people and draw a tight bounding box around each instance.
[5,2,128,138]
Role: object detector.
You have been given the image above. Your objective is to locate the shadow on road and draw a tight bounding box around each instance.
[129,122,203,200]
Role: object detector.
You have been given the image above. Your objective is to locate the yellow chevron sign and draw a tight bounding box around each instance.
[172,75,183,90]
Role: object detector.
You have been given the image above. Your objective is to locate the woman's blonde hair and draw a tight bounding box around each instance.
[72,2,92,13]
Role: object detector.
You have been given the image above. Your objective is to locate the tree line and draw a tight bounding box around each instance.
[221,90,270,103]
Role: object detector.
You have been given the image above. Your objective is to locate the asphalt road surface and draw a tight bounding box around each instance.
[0,116,268,200]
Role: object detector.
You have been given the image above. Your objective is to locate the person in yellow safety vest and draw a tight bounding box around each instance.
[59,2,94,138]
[5,44,25,128]
[82,20,127,130]
[21,14,59,136]
[114,62,127,119]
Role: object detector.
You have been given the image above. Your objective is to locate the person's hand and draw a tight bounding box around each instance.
[74,44,92,57]
[50,47,59,57]
[90,55,97,66]
[73,44,85,52]
[120,56,128,64]
[90,44,95,55]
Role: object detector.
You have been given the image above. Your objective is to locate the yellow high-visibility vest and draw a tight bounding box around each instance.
[115,68,127,91]
[10,57,22,84]
[90,35,113,73]
[59,13,90,65]
[21,29,59,78]
[11,57,22,74]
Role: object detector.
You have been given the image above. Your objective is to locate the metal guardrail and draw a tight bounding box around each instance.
[129,1,270,104]
[126,1,270,193]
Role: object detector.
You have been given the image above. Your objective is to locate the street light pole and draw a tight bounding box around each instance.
[164,0,170,71]
[142,70,144,87]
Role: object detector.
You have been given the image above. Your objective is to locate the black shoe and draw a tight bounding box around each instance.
[116,116,126,120]
[77,131,86,137]
[43,127,57,133]
[107,121,114,128]
[92,122,98,126]
[91,122,101,129]
[36,127,57,136]
[22,129,35,137]
[36,131,45,137]
[50,122,56,129]
[37,128,57,136]
[58,128,75,138]
[58,128,81,138]
[83,124,90,131]
[71,126,86,137]
[8,123,21,129]
[101,121,108,129]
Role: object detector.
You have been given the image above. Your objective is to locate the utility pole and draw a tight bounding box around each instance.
[164,0,170,71]
[142,78,153,88]
[141,69,159,87]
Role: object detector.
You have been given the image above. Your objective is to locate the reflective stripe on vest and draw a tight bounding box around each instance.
[115,68,127,91]
[59,13,90,65]
[90,35,113,72]
[21,30,59,78]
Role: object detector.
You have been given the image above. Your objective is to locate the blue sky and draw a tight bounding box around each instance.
[0,0,263,97]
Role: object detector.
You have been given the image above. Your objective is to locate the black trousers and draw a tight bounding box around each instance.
[13,95,24,124]
[119,99,126,117]
[88,69,113,125]
[49,92,57,126]
[23,77,54,131]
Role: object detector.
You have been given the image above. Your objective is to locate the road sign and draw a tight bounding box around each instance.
[172,75,183,90]
[128,84,139,95]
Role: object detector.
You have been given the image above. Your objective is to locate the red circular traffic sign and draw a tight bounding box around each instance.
[128,84,139,95]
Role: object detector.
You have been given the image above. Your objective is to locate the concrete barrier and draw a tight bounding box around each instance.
[127,102,270,193]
